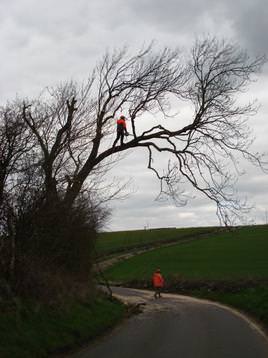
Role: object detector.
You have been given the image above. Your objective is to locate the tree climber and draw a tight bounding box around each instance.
[113,115,129,147]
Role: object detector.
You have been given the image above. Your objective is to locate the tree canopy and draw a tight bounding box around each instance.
[1,37,267,228]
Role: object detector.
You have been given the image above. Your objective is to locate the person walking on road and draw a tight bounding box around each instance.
[152,268,165,299]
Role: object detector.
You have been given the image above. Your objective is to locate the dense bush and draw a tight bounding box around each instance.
[0,191,110,303]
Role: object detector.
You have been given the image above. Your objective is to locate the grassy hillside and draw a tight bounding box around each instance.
[0,295,125,358]
[103,225,268,331]
[96,226,217,257]
[104,225,268,282]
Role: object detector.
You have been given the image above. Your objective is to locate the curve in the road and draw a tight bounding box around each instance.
[71,286,268,358]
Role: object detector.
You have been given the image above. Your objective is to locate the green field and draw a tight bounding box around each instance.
[103,225,268,330]
[104,225,268,282]
[96,226,217,257]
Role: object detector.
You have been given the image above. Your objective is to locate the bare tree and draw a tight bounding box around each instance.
[0,102,34,206]
[0,102,37,282]
[0,36,266,300]
[20,38,266,227]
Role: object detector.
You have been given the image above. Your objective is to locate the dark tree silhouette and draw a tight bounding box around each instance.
[21,38,266,225]
[0,37,267,301]
[0,103,33,206]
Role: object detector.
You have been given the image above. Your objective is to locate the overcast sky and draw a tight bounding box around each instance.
[1,0,268,231]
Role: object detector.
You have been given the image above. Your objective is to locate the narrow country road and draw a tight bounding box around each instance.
[71,286,268,358]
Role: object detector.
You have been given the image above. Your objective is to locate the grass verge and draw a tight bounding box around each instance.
[0,294,125,358]
[188,286,268,331]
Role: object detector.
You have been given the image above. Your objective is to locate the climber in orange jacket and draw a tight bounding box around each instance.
[152,268,165,299]
[113,115,129,147]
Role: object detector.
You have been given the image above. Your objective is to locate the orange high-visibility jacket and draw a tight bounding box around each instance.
[116,118,127,129]
[152,272,164,288]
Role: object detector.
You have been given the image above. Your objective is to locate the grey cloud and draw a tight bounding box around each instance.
[108,193,220,231]
[5,0,89,35]
[238,174,268,194]
[126,0,268,54]
[127,0,215,33]
[223,0,268,54]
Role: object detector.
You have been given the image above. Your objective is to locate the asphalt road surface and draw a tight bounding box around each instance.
[71,286,268,358]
